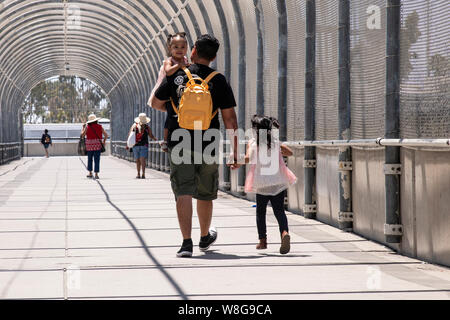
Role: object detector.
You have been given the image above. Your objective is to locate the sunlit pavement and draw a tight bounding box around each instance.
[1,156,449,300]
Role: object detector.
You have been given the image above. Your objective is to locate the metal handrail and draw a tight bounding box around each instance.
[0,142,21,165]
[24,137,111,141]
[0,142,22,146]
[284,138,450,148]
[113,138,450,149]
[112,140,163,144]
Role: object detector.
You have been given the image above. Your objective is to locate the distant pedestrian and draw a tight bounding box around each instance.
[40,129,52,158]
[244,115,297,254]
[81,114,108,179]
[127,113,157,179]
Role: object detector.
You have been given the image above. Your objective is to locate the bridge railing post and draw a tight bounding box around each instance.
[338,0,353,231]
[304,0,317,219]
[384,0,402,244]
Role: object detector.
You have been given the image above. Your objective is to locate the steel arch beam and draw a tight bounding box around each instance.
[0,0,166,85]
[4,37,130,85]
[11,48,135,95]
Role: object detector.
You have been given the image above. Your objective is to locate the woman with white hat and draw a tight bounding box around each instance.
[81,114,108,179]
[127,113,157,179]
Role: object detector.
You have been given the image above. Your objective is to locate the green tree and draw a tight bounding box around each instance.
[22,76,110,124]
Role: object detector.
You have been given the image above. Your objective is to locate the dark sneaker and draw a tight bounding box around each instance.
[177,239,193,258]
[199,228,218,252]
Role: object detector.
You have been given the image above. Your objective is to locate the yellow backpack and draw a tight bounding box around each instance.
[171,68,219,130]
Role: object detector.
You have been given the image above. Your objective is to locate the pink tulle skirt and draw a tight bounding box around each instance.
[245,148,297,195]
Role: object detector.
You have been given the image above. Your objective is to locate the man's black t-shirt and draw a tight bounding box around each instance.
[155,64,236,151]
[41,134,51,145]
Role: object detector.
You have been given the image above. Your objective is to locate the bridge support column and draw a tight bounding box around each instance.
[231,0,246,196]
[213,0,232,191]
[304,0,316,219]
[338,0,353,231]
[385,0,402,244]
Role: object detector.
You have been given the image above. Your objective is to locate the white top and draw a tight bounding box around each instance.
[245,138,297,196]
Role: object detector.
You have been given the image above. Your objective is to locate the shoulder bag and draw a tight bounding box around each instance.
[78,134,87,156]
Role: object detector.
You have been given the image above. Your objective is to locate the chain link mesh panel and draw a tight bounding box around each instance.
[260,0,279,120]
[166,1,185,37]
[203,1,225,73]
[179,6,199,47]
[239,0,258,130]
[399,0,449,138]
[286,0,306,141]
[316,0,339,140]
[350,1,386,139]
[218,1,240,110]
[189,1,208,34]
[168,0,195,49]
[4,0,449,146]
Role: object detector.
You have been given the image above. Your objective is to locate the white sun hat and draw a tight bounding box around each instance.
[134,113,151,124]
[86,114,101,124]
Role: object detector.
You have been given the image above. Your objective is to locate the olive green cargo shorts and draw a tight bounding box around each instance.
[168,148,219,201]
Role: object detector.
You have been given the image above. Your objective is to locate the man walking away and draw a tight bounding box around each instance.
[40,129,52,158]
[151,34,241,257]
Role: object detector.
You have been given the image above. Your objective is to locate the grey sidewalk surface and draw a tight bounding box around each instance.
[0,156,449,300]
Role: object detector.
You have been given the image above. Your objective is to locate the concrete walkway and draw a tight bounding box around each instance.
[0,156,450,300]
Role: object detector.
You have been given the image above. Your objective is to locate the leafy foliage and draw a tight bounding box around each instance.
[22,76,111,123]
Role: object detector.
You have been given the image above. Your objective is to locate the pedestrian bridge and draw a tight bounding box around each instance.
[1,156,449,299]
[1,0,450,298]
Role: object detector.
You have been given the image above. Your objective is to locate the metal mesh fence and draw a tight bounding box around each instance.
[1,0,449,148]
[350,0,386,139]
[286,0,306,141]
[399,0,449,138]
[219,0,240,114]
[260,0,279,120]
[315,0,339,140]
[188,2,206,34]
[239,0,258,130]
[203,1,225,73]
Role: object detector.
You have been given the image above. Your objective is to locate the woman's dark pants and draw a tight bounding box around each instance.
[87,150,101,173]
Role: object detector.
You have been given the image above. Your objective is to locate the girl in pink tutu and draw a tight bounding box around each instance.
[244,115,297,254]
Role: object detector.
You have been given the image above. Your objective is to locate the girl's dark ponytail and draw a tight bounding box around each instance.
[252,115,277,150]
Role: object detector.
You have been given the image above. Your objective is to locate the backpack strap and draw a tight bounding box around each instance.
[170,98,179,116]
[203,71,219,92]
[204,71,219,84]
[170,67,192,115]
[184,68,219,89]
[205,71,220,118]
[183,67,194,82]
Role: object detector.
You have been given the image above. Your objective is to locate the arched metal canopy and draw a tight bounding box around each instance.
[0,0,181,96]
[0,1,206,104]
[0,0,221,142]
